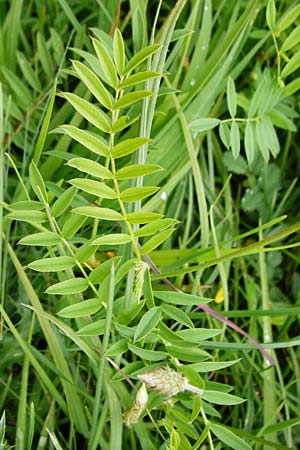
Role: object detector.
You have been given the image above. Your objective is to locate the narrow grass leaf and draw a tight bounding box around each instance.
[60,125,109,157]
[155,291,212,306]
[202,391,245,405]
[17,51,41,92]
[126,212,162,224]
[211,424,252,450]
[189,118,220,132]
[244,121,255,164]
[119,71,160,88]
[112,137,150,158]
[67,158,112,179]
[120,186,159,203]
[134,306,161,342]
[92,38,118,88]
[116,163,162,180]
[227,77,237,117]
[230,121,240,159]
[37,32,54,77]
[113,29,125,76]
[63,93,111,132]
[72,60,113,109]
[51,186,76,218]
[76,319,106,336]
[72,206,123,221]
[114,90,152,110]
[28,256,75,272]
[124,44,160,74]
[19,231,61,246]
[128,343,167,361]
[189,360,239,372]
[92,233,131,246]
[45,278,89,295]
[57,298,101,318]
[140,229,174,253]
[69,178,117,199]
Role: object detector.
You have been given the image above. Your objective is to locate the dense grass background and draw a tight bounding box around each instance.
[0,1,300,449]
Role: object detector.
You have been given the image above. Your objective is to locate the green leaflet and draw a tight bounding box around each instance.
[120,186,159,202]
[134,306,161,342]
[189,360,240,372]
[91,233,131,246]
[112,137,150,158]
[9,200,43,211]
[72,206,123,221]
[128,343,167,362]
[51,186,77,218]
[92,38,118,88]
[69,178,117,199]
[18,231,61,246]
[76,319,106,336]
[126,212,162,224]
[124,43,160,73]
[230,121,240,159]
[119,71,160,88]
[227,76,237,118]
[113,90,152,110]
[60,125,109,157]
[115,164,162,180]
[57,298,101,318]
[66,158,112,179]
[211,424,252,450]
[140,228,174,253]
[189,118,220,132]
[175,328,222,342]
[29,161,48,203]
[72,60,113,109]
[113,29,125,76]
[155,291,212,306]
[28,256,75,272]
[46,278,89,295]
[7,210,48,223]
[202,391,245,405]
[62,93,111,132]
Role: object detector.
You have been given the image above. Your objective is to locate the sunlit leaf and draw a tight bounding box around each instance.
[112,137,150,158]
[69,178,117,199]
[211,424,251,450]
[230,121,240,159]
[155,291,212,306]
[116,163,162,180]
[46,278,89,295]
[18,231,61,246]
[124,44,161,74]
[120,186,159,203]
[113,29,125,76]
[281,24,300,52]
[52,186,77,218]
[126,212,163,224]
[119,71,160,88]
[134,307,161,342]
[28,256,75,272]
[76,319,106,336]
[190,118,220,132]
[114,90,152,110]
[60,125,109,157]
[140,229,174,253]
[128,343,167,361]
[57,298,101,318]
[91,233,131,246]
[66,158,112,179]
[227,77,237,117]
[72,206,123,221]
[92,37,118,88]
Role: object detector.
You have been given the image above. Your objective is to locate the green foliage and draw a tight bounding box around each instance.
[1,1,300,450]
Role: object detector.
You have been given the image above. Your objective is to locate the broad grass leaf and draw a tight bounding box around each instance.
[28,256,75,272]
[116,164,162,180]
[134,218,178,238]
[113,29,125,76]
[18,231,61,246]
[91,233,131,246]
[72,60,113,109]
[202,391,245,405]
[126,212,162,224]
[124,44,160,74]
[154,291,212,306]
[219,122,230,148]
[119,71,160,88]
[161,304,194,328]
[281,24,300,52]
[52,186,77,218]
[72,206,123,221]
[244,121,255,164]
[46,278,89,295]
[63,93,111,132]
[62,215,87,239]
[29,161,48,203]
[282,53,300,78]
[67,158,112,179]
[7,210,48,223]
[276,4,300,33]
[189,360,239,372]
[57,298,101,318]
[227,77,237,117]
[266,0,276,30]
[120,186,159,203]
[128,343,167,361]
[230,121,240,159]
[211,424,252,450]
[92,38,118,88]
[76,319,106,336]
[112,137,150,158]
[60,125,109,157]
[189,118,220,132]
[114,90,152,110]
[140,229,174,253]
[134,306,161,342]
[166,345,209,362]
[69,178,117,199]
[175,328,222,342]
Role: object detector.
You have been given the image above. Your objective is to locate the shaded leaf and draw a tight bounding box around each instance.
[119,71,161,89]
[128,343,167,361]
[219,122,230,148]
[76,319,106,336]
[230,121,240,159]
[189,360,239,372]
[134,218,178,237]
[134,307,161,342]
[52,186,77,218]
[175,328,222,342]
[116,163,162,180]
[211,424,251,450]
[29,161,48,203]
[202,391,245,405]
[161,304,194,328]
[244,121,255,164]
[281,24,300,52]
[155,291,212,306]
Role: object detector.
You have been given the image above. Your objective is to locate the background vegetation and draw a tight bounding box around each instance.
[0,0,300,449]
